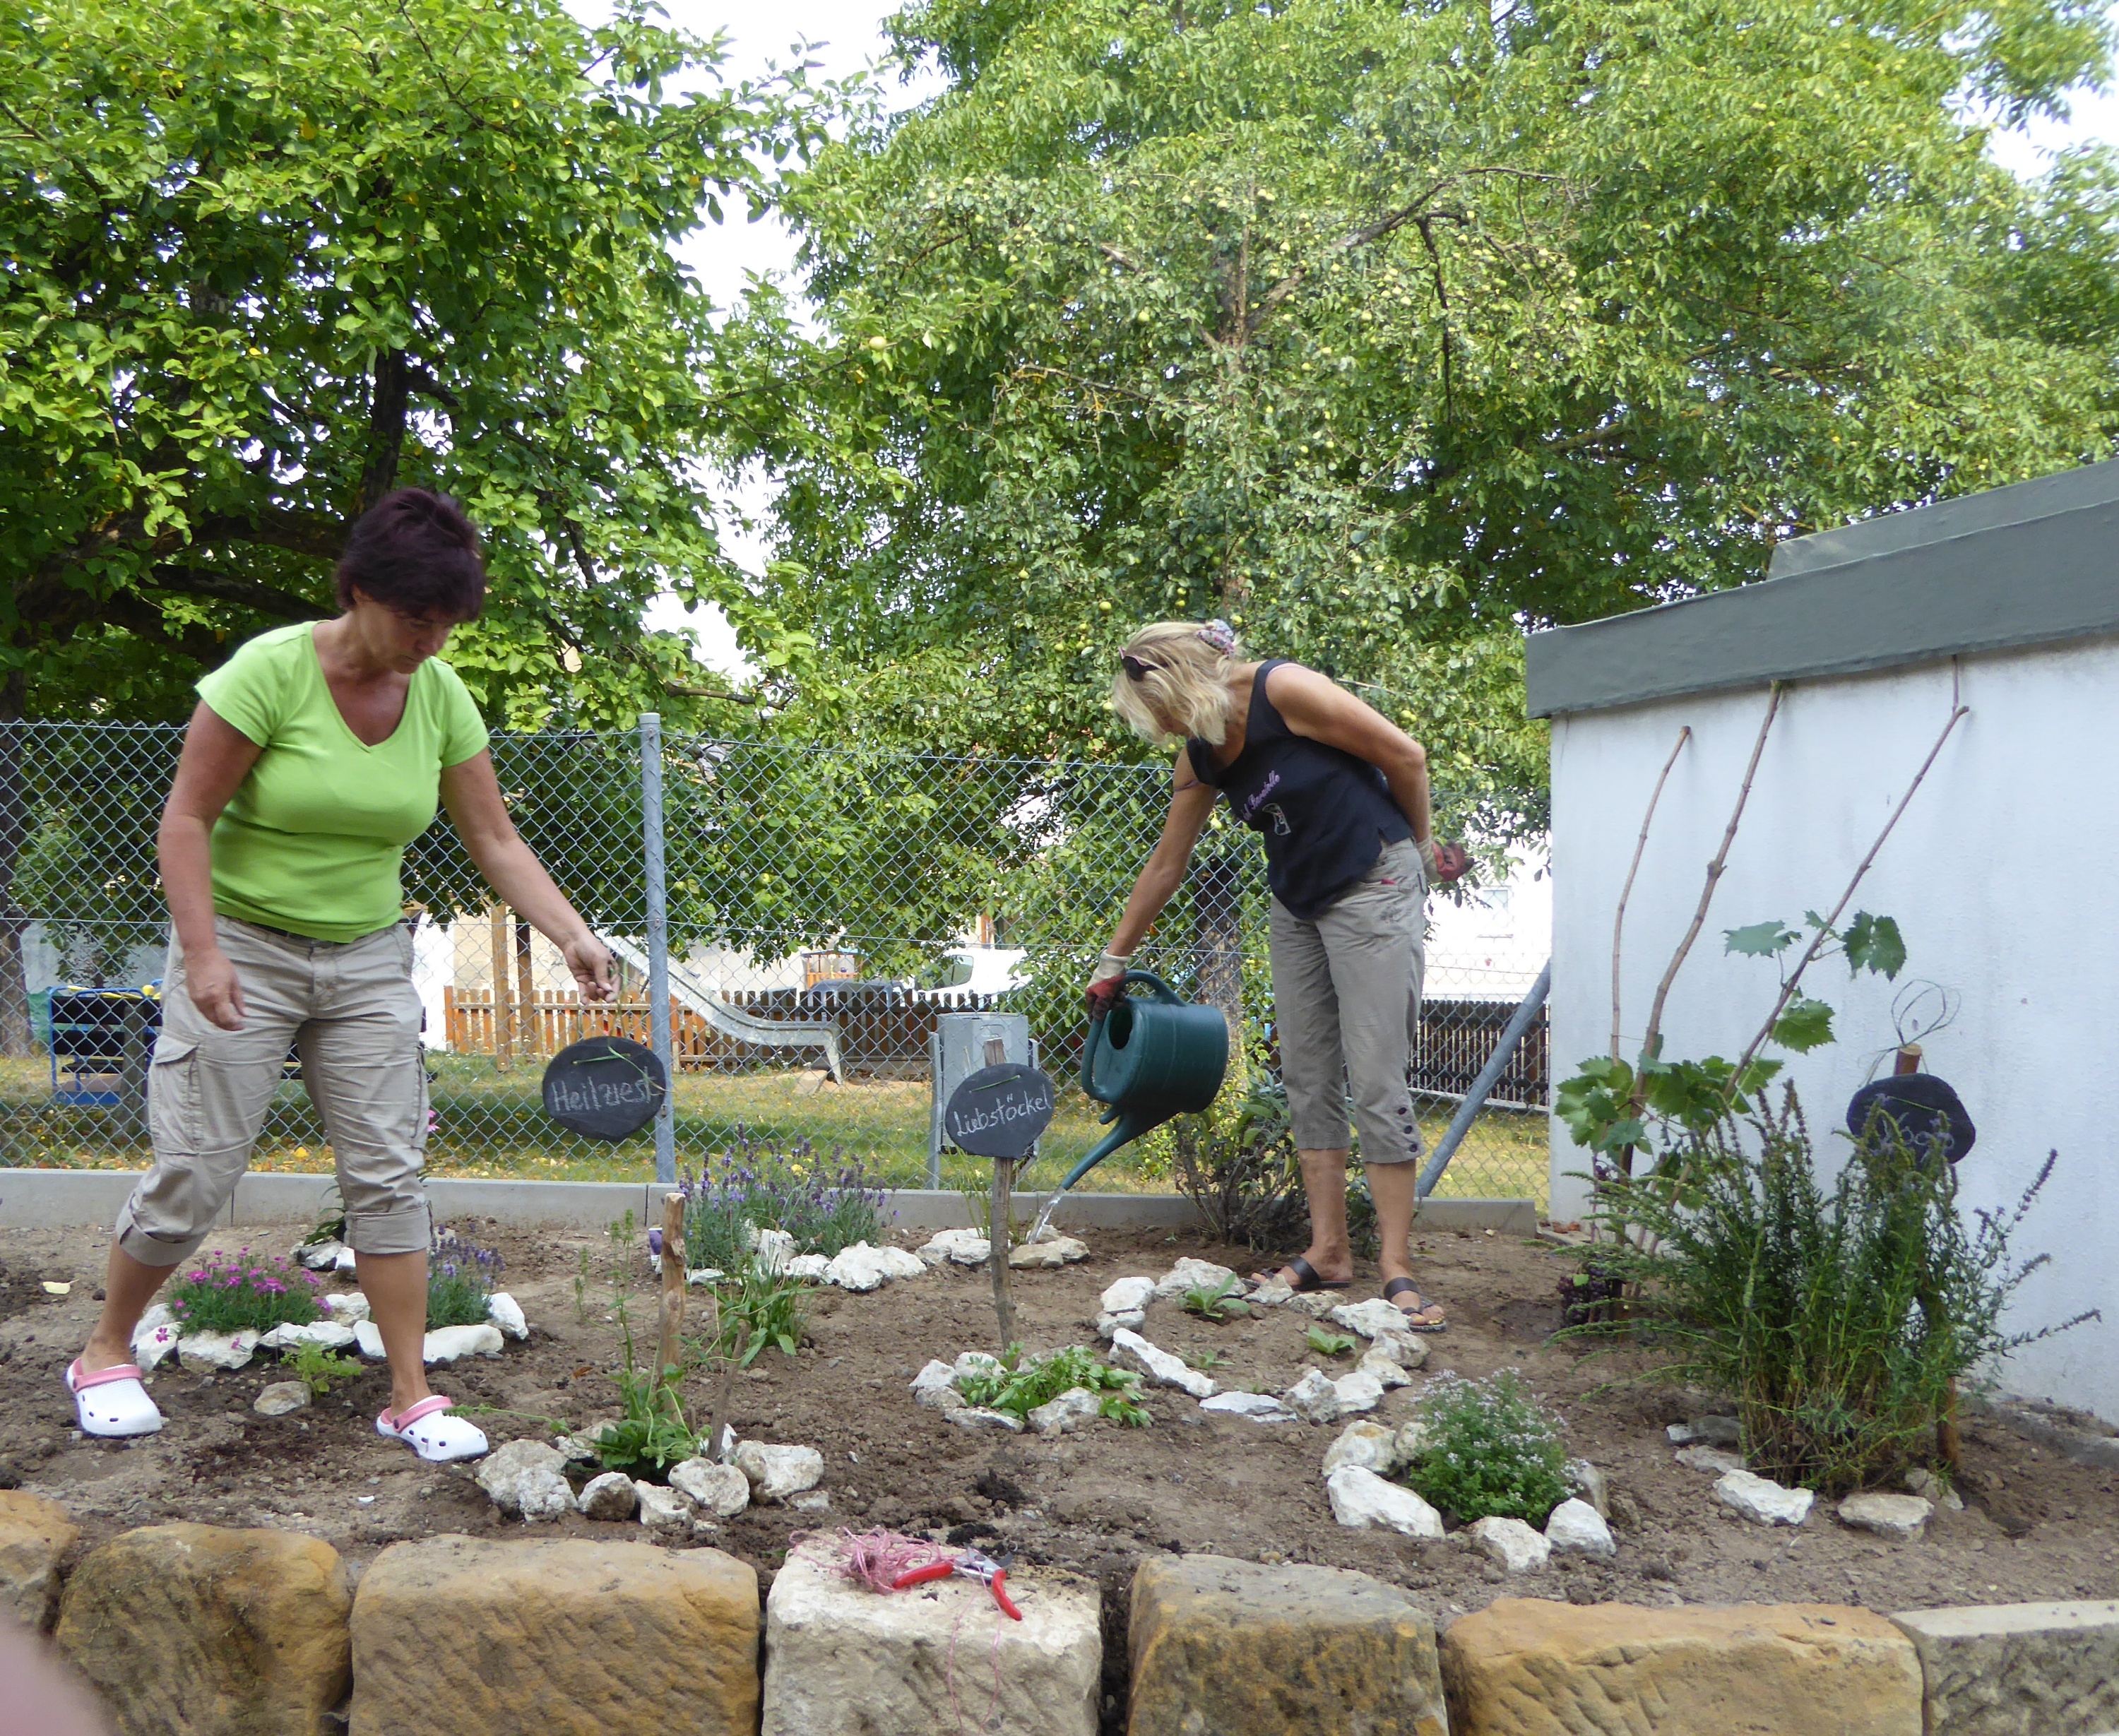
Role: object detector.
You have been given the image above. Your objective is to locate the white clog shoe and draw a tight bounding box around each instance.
[67,1359,163,1438]
[376,1395,489,1463]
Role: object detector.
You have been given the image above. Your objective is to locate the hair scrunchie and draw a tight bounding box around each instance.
[1196,619,1237,655]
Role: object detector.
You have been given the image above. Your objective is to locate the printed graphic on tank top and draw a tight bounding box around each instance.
[1187,660,1411,920]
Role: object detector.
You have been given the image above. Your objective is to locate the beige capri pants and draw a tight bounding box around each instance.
[1269,836,1427,1165]
[115,917,432,1266]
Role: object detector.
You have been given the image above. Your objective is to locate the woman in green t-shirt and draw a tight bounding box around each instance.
[67,489,615,1462]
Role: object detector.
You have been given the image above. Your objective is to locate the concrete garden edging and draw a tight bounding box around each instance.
[0,1167,1538,1236]
[11,1509,2119,1735]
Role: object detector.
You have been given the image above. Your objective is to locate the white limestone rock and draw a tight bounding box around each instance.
[1153,1258,1237,1300]
[320,1291,369,1323]
[1246,1277,1295,1308]
[1322,1420,1399,1477]
[477,1439,573,1522]
[1110,1328,1216,1399]
[1283,1367,1346,1425]
[259,1319,357,1352]
[353,1319,386,1359]
[789,1490,831,1512]
[1361,1333,1428,1371]
[761,1538,1100,1736]
[1392,1419,1432,1466]
[671,1456,752,1517]
[1100,1276,1157,1314]
[131,1304,180,1372]
[1199,1391,1295,1423]
[423,1323,505,1364]
[333,1245,360,1273]
[1009,1235,1088,1270]
[734,1441,825,1503]
[1326,1298,1427,1343]
[1325,1466,1444,1538]
[635,1480,694,1534]
[1904,1468,1964,1511]
[687,1268,725,1287]
[824,1241,925,1290]
[918,1228,992,1267]
[753,1227,797,1276]
[910,1359,958,1401]
[948,1406,1025,1434]
[576,1470,638,1521]
[253,1381,311,1417]
[1714,1468,1815,1527]
[177,1328,259,1373]
[1093,1310,1146,1340]
[1029,1387,1102,1437]
[1563,1458,1610,1517]
[953,1350,1004,1385]
[1675,1445,1745,1476]
[485,1292,528,1340]
[1545,1497,1618,1559]
[785,1254,831,1280]
[1468,1516,1553,1574]
[1331,1370,1386,1416]
[1836,1491,1931,1541]
[296,1239,343,1271]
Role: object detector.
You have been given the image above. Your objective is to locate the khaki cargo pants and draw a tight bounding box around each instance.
[1270,836,1427,1165]
[115,916,431,1266]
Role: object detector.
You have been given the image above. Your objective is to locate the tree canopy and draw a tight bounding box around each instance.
[725,0,2119,831]
[0,0,817,725]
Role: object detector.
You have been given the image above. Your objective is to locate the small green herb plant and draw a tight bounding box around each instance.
[1399,1371,1569,1524]
[427,1227,502,1328]
[957,1343,1150,1427]
[167,1251,321,1334]
[1306,1326,1356,1357]
[592,1211,697,1478]
[285,1338,364,1398]
[712,1259,807,1369]
[1182,1276,1250,1321]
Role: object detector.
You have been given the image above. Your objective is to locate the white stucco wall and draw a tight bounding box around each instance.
[1548,638,2119,1422]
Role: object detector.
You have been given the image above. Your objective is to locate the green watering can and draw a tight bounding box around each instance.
[1029,970,1228,1240]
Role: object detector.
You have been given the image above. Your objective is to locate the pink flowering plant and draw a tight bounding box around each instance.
[165,1249,323,1334]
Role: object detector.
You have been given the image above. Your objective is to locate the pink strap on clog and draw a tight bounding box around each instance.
[381,1395,454,1430]
[69,1360,146,1391]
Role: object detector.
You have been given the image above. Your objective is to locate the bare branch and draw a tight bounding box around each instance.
[146,565,331,621]
[1613,726,1690,1059]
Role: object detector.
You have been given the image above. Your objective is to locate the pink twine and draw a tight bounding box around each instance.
[807,1527,952,1594]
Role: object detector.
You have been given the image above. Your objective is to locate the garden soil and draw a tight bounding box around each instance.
[4,1216,2115,1660]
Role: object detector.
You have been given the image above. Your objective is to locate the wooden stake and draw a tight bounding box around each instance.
[656,1191,686,1410]
[991,1156,1015,1354]
[487,903,513,1071]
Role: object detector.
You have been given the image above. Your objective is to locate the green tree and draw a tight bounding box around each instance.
[0,0,817,727]
[728,0,2119,833]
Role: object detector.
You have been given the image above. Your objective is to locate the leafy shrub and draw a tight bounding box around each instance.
[713,1261,807,1368]
[681,1133,885,1268]
[958,1343,1149,1427]
[1168,1072,1307,1251]
[1401,1372,1569,1524]
[1584,1088,2091,1494]
[428,1227,502,1328]
[167,1251,321,1333]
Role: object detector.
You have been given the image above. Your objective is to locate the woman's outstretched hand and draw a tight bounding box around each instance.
[562,934,616,1002]
[1432,841,1471,883]
[1084,951,1130,1016]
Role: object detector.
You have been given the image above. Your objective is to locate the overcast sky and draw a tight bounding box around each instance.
[592,1,2119,677]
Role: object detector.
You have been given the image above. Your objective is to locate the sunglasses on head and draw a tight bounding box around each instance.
[1121,653,1156,682]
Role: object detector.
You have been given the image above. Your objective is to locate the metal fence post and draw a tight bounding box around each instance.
[1417,958,1550,1199]
[640,713,675,1187]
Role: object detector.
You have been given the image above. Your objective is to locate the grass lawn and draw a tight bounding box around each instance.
[0,1053,1548,1210]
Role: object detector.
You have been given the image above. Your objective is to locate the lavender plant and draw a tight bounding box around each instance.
[427,1227,503,1328]
[679,1131,886,1268]
[166,1250,322,1334]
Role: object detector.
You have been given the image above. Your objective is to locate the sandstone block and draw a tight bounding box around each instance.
[0,1491,78,1631]
[1128,1553,1447,1736]
[1441,1598,1922,1735]
[1891,1598,2119,1736]
[350,1535,759,1736]
[761,1538,1098,1736]
[55,1523,350,1735]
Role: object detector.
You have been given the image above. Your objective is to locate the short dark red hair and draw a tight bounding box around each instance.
[334,488,487,619]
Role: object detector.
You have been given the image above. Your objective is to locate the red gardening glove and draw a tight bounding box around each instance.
[1432,841,1471,884]
[1085,953,1129,1016]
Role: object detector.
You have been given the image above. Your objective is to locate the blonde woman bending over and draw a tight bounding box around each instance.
[1090,621,1467,1325]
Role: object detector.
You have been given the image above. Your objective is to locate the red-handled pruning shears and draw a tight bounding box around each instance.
[891,1546,1022,1621]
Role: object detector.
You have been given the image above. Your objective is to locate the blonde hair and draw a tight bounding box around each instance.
[1109,620,1245,747]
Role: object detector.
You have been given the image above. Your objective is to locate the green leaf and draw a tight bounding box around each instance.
[1841,913,1907,980]
[1306,1326,1356,1357]
[1726,921,1801,958]
[1771,995,1837,1053]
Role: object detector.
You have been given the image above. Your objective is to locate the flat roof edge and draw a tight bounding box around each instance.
[1526,492,2119,718]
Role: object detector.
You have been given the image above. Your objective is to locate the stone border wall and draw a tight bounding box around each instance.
[6,1499,2115,1736]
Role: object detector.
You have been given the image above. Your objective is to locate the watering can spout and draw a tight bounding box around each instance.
[1031,970,1227,1242]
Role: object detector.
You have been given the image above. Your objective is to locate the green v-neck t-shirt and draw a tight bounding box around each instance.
[196,623,490,942]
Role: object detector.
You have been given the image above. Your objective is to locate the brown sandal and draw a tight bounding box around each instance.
[1383,1276,1448,1331]
[1251,1255,1344,1294]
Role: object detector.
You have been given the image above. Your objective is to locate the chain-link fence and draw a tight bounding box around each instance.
[0,720,1549,1202]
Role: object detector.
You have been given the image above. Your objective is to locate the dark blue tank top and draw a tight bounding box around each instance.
[1187,661,1411,920]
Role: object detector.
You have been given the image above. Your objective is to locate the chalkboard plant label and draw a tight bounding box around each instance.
[541,1036,668,1141]
[945,1063,1057,1161]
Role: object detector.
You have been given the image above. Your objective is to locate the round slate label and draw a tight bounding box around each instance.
[541,1035,668,1141]
[944,1062,1056,1161]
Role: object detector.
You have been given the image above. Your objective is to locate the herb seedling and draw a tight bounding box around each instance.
[1306,1326,1357,1357]
[957,1343,1150,1427]
[1181,1276,1250,1321]
[285,1338,364,1398]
